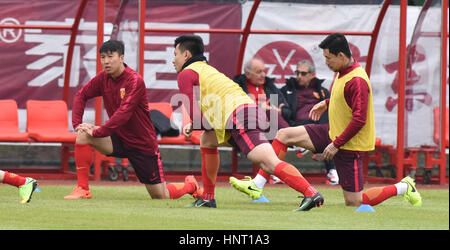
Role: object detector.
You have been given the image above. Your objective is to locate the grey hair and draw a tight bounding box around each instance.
[297,59,315,74]
[244,58,264,73]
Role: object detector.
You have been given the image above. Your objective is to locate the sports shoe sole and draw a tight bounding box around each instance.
[294,192,324,211]
[229,177,262,200]
[20,180,38,204]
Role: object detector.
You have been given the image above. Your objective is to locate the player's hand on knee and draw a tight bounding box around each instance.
[323,142,338,161]
[76,123,95,136]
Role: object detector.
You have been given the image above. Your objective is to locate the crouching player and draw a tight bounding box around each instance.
[64,40,201,200]
[231,33,422,208]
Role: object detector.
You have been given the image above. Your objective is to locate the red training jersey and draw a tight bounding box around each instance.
[72,64,158,155]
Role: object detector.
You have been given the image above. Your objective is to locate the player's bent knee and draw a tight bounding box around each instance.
[150,193,166,199]
[146,183,170,199]
[75,131,91,145]
[343,191,363,207]
[345,200,362,207]
[277,127,306,146]
[275,128,289,144]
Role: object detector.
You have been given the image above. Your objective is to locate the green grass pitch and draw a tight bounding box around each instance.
[0,183,448,230]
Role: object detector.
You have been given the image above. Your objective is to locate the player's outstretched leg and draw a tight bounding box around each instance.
[243,143,323,211]
[229,138,288,200]
[1,170,38,204]
[361,176,422,207]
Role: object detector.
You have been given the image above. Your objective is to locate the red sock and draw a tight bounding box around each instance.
[166,181,196,199]
[274,161,317,197]
[256,168,270,180]
[2,171,26,187]
[200,147,219,200]
[362,185,398,206]
[272,138,287,160]
[75,144,93,190]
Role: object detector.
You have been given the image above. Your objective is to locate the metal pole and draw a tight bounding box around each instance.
[366,0,392,77]
[439,0,448,184]
[138,0,145,76]
[94,0,105,181]
[63,0,88,105]
[235,0,261,75]
[396,0,407,182]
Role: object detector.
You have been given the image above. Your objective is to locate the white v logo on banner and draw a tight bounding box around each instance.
[272,48,295,69]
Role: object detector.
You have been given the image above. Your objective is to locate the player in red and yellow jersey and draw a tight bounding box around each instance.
[65,40,201,200]
[173,35,323,211]
[246,33,421,208]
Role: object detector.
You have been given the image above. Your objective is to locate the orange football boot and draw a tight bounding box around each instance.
[185,175,203,199]
[64,186,92,199]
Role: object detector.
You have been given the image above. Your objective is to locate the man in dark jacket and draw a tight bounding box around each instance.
[281,60,330,126]
[281,59,338,185]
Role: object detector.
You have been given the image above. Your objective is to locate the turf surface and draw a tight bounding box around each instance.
[0,183,448,230]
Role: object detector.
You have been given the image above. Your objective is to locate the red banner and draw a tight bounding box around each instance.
[0,0,241,108]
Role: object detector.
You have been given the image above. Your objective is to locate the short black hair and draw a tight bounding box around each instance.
[99,40,125,56]
[319,33,351,58]
[174,35,204,56]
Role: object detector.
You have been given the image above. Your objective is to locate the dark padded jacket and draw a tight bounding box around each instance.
[280,77,330,126]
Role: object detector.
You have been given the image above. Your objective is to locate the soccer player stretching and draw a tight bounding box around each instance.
[0,169,37,203]
[64,40,201,200]
[173,35,323,211]
[232,33,422,207]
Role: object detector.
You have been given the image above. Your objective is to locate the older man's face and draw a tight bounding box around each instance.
[246,60,266,86]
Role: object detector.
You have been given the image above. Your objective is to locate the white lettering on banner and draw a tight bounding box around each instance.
[23,20,209,90]
[143,22,210,89]
[266,48,298,82]
[273,48,295,70]
[24,18,113,87]
[0,17,22,43]
[25,34,69,86]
